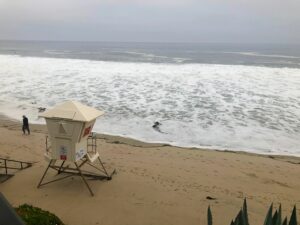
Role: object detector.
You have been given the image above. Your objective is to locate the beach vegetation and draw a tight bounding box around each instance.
[207,199,297,225]
[15,204,65,225]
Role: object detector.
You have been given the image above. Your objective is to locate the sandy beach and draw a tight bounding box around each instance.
[0,115,299,225]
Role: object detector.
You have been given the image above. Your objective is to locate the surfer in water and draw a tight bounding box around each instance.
[152,121,167,134]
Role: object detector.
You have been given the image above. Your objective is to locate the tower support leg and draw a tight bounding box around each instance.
[74,162,94,196]
[57,160,65,174]
[37,160,53,188]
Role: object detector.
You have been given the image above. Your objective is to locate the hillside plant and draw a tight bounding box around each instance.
[207,199,297,225]
[15,204,65,225]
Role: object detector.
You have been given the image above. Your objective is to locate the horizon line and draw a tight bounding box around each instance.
[0,39,299,46]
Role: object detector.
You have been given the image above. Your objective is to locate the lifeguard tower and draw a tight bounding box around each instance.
[37,100,115,196]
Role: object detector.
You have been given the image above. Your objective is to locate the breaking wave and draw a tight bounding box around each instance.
[0,54,299,156]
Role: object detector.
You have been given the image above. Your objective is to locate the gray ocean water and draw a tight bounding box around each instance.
[0,40,299,156]
[1,40,300,67]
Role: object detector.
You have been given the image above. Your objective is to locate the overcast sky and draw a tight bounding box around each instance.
[0,0,299,43]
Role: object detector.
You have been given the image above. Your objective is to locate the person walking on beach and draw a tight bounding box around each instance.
[22,115,30,135]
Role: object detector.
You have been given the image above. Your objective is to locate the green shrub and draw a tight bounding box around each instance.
[15,204,65,225]
[208,199,297,225]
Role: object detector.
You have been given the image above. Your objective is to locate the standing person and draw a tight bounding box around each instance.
[22,115,30,135]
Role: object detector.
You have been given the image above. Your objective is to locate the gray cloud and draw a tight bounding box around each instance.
[0,0,299,43]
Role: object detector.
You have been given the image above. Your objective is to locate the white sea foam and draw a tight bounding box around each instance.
[113,50,190,63]
[224,51,300,59]
[44,50,72,55]
[0,54,300,156]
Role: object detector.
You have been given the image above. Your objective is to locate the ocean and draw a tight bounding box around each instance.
[0,40,299,156]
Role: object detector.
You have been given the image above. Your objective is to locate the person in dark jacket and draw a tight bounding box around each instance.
[22,115,30,135]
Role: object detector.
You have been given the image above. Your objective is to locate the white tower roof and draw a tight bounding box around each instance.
[39,100,105,122]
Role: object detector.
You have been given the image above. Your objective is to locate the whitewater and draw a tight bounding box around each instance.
[0,54,299,156]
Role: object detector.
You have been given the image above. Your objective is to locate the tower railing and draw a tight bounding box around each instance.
[0,157,33,183]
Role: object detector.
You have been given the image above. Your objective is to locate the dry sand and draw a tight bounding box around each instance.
[0,115,299,225]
